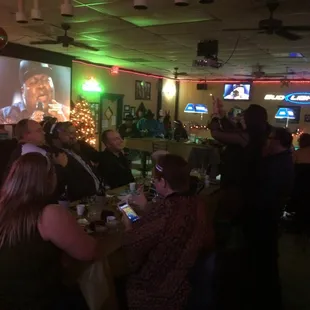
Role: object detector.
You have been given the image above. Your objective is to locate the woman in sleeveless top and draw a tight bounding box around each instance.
[0,152,97,309]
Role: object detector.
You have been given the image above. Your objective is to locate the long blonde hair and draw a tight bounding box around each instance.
[0,153,55,247]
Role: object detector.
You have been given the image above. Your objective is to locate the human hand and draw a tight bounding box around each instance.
[130,186,147,209]
[48,100,67,121]
[53,152,68,167]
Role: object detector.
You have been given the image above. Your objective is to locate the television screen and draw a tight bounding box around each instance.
[184,103,208,114]
[0,56,71,124]
[276,105,300,124]
[223,83,251,101]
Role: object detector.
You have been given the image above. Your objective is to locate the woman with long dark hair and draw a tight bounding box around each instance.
[0,153,97,309]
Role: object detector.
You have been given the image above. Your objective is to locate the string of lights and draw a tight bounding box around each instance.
[70,99,96,146]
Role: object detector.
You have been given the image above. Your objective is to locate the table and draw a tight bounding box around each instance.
[124,138,212,160]
[72,184,220,310]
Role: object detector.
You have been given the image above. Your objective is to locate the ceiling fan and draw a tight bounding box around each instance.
[233,64,296,78]
[173,67,188,79]
[222,1,310,41]
[29,23,99,51]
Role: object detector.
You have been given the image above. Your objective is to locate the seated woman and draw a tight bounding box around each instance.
[0,152,97,310]
[121,154,214,310]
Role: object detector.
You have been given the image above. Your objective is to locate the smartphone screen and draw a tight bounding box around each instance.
[118,202,140,222]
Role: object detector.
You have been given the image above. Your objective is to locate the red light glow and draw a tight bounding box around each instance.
[73,60,310,84]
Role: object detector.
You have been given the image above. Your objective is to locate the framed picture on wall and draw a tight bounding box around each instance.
[124,112,131,118]
[135,80,151,100]
[130,106,136,116]
[304,114,310,122]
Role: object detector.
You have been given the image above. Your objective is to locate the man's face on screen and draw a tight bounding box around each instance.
[22,74,55,112]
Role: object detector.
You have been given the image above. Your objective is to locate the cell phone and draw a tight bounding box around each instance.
[118,201,140,223]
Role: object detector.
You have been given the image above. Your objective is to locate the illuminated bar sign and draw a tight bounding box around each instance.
[184,103,208,114]
[82,77,102,92]
[264,92,310,104]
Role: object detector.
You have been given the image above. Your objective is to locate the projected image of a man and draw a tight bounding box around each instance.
[0,60,69,124]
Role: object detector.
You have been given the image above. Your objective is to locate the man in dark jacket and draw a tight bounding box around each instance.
[98,130,134,189]
[243,127,294,310]
[48,121,99,201]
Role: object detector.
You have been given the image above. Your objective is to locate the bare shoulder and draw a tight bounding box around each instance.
[40,204,71,222]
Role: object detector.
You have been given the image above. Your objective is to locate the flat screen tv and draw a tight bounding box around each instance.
[184,103,208,114]
[0,56,71,124]
[223,83,252,101]
[276,105,301,124]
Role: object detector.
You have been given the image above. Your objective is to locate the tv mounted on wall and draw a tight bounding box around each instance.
[223,83,252,101]
[0,56,71,124]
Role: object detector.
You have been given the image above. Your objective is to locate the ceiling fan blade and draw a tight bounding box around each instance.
[70,41,99,51]
[275,29,302,40]
[222,28,260,32]
[283,25,310,31]
[30,40,59,45]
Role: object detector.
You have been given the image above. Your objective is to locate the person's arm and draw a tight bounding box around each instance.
[38,204,97,261]
[123,208,166,272]
[209,117,248,147]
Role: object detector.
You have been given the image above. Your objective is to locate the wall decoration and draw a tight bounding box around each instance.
[304,114,310,122]
[264,92,310,105]
[135,80,151,100]
[104,106,113,120]
[124,112,131,118]
[130,106,136,116]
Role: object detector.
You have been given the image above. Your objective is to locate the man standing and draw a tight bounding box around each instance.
[243,127,294,310]
[98,130,134,189]
[0,61,68,124]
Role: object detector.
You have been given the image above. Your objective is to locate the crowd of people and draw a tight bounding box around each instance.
[0,115,213,309]
[0,98,307,309]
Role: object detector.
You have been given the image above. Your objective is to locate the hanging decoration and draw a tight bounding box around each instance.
[70,98,96,146]
[188,124,209,130]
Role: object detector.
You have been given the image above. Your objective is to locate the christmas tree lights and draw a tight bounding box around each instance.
[70,99,96,146]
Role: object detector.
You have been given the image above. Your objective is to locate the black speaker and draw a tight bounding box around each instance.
[196,83,208,90]
[197,40,218,58]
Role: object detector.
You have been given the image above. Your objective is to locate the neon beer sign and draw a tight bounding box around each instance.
[264,92,310,104]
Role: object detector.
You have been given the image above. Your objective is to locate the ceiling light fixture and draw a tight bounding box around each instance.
[133,0,148,10]
[16,0,28,23]
[199,0,214,3]
[31,0,43,21]
[175,0,189,6]
[61,0,74,17]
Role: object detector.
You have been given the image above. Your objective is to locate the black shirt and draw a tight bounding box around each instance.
[98,149,134,189]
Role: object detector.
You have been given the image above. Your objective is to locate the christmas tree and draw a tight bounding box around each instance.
[70,98,96,146]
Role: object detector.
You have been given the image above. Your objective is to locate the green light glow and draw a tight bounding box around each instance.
[82,78,102,92]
